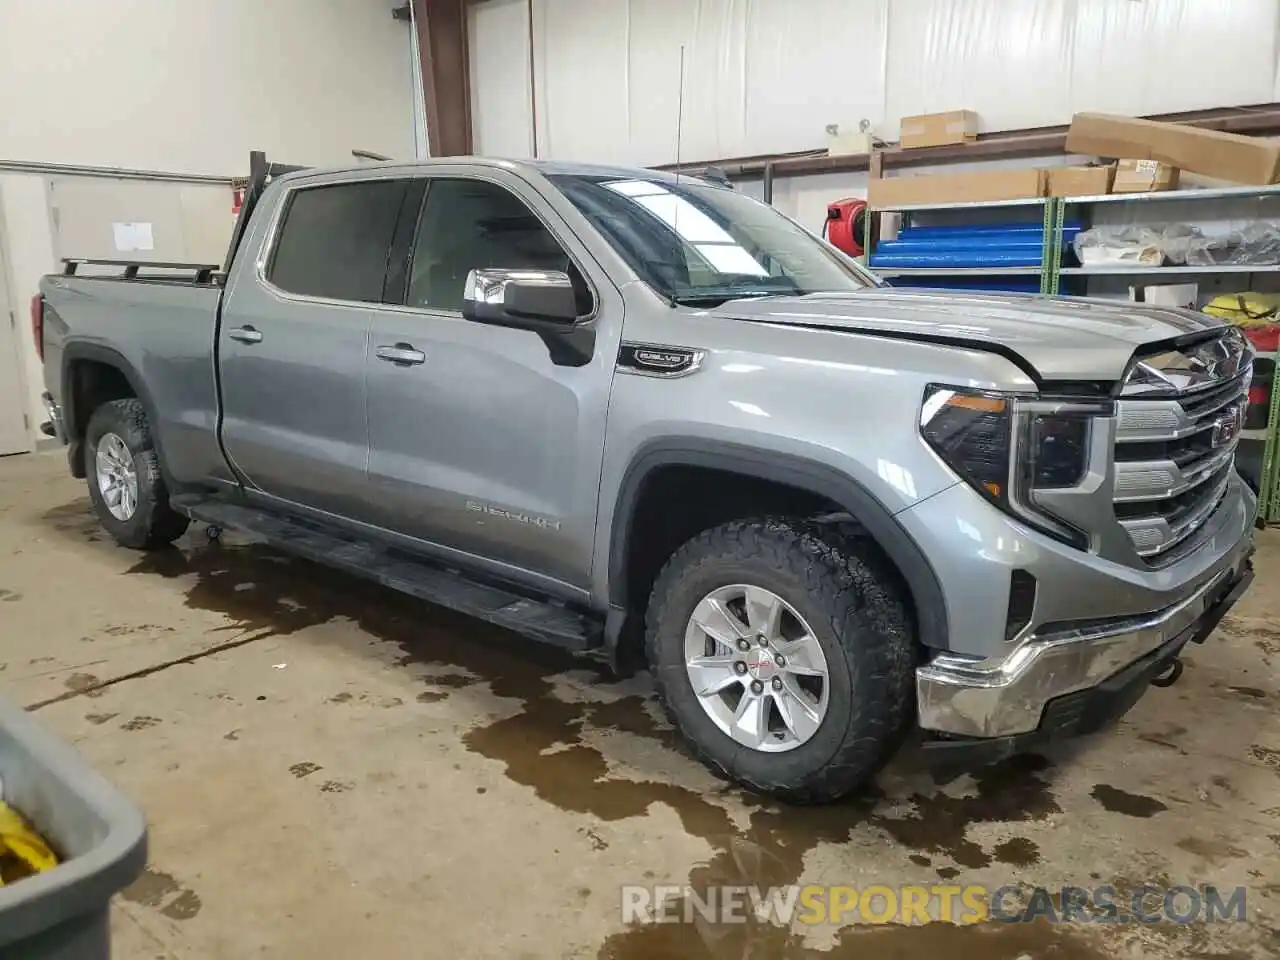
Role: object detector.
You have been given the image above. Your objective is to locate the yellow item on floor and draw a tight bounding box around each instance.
[0,800,59,885]
[1202,292,1280,327]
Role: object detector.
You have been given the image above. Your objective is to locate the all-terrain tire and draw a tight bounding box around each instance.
[645,517,914,803]
[85,398,189,549]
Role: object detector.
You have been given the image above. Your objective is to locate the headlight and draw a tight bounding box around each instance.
[921,385,1111,549]
[918,388,1012,502]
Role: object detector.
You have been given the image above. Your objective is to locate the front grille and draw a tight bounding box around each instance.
[1113,366,1248,563]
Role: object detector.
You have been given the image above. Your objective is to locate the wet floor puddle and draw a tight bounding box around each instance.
[37,500,1226,959]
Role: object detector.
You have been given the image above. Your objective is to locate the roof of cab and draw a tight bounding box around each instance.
[277,156,687,184]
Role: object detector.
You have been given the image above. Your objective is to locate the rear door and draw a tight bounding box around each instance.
[219,177,407,520]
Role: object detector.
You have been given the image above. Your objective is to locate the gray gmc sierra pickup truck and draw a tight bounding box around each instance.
[34,152,1256,802]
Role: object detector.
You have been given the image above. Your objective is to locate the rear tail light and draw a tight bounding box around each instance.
[30,294,44,361]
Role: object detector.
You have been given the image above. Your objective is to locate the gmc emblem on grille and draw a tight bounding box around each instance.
[1211,406,1243,448]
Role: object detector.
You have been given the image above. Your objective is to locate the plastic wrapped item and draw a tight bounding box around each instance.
[1073,225,1165,267]
[1154,223,1202,265]
[1071,224,1205,267]
[1186,222,1280,267]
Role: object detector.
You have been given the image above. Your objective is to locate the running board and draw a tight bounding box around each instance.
[171,497,601,652]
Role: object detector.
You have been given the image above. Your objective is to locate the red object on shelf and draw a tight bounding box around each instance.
[825,198,867,257]
[1243,324,1280,353]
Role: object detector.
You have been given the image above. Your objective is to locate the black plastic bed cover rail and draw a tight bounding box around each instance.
[62,259,222,284]
[222,149,311,274]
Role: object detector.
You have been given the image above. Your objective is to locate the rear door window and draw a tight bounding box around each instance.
[267,180,407,303]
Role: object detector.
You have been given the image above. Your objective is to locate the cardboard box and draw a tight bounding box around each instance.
[1045,165,1115,197]
[1065,112,1280,186]
[868,169,1044,208]
[899,110,979,149]
[1112,159,1180,193]
[1130,283,1198,310]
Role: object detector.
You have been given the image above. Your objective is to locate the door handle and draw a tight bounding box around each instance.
[228,325,263,344]
[375,343,426,366]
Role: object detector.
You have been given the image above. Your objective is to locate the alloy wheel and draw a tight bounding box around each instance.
[683,583,830,753]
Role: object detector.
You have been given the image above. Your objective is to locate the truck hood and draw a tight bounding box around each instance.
[719,288,1223,383]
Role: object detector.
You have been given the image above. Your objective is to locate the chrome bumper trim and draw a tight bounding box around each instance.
[916,537,1253,738]
[41,392,64,441]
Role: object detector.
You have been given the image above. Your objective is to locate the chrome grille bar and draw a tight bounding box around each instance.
[1113,445,1236,503]
[1117,469,1233,558]
[1112,329,1251,563]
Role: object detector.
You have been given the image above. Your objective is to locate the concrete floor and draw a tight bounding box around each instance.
[1,450,1279,960]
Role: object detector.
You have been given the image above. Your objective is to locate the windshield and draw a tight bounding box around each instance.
[548,173,879,306]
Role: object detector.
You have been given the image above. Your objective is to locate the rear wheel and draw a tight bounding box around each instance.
[85,399,189,549]
[645,518,914,803]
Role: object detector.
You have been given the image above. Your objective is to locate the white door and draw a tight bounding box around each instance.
[0,240,30,455]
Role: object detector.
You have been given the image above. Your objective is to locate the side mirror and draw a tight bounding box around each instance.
[461,267,595,367]
[462,268,579,328]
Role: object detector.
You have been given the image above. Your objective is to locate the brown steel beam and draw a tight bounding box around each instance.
[413,0,473,156]
[658,103,1280,182]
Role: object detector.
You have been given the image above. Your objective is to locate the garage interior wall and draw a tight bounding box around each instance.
[0,0,417,451]
[470,0,1280,166]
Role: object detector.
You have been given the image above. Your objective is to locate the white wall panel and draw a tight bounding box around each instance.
[1071,0,1278,118]
[624,0,748,166]
[470,0,535,157]
[537,0,632,162]
[0,0,414,174]
[744,0,886,155]
[884,0,1074,137]
[479,0,1280,166]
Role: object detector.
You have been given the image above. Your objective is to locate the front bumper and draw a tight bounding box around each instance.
[916,541,1254,741]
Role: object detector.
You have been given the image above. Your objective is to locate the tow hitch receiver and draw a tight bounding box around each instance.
[1150,659,1183,688]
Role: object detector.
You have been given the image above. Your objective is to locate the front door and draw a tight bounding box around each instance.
[364,172,614,591]
[219,177,407,520]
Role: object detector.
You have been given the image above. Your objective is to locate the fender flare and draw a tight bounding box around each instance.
[61,342,172,485]
[606,438,950,651]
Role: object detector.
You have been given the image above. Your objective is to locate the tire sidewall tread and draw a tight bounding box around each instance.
[84,398,188,549]
[645,517,914,804]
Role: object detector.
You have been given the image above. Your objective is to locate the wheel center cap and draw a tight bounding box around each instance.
[746,649,777,681]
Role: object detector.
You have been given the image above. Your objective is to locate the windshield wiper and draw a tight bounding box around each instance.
[669,289,797,308]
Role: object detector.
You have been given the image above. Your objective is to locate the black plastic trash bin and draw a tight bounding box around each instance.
[0,696,146,960]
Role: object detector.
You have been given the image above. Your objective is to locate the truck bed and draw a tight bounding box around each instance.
[39,268,230,489]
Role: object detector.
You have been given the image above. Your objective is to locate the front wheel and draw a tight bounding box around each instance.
[645,518,914,803]
[85,398,189,549]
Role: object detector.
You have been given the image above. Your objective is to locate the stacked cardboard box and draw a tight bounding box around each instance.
[1045,165,1115,197]
[1065,113,1280,186]
[899,110,979,149]
[868,169,1044,207]
[1112,159,1179,193]
[866,111,1280,209]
